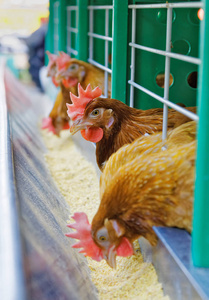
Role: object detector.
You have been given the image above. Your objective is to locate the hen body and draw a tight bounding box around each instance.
[91,131,196,268]
[66,122,196,268]
[100,121,196,197]
[49,57,111,135]
[48,84,72,134]
[70,96,196,170]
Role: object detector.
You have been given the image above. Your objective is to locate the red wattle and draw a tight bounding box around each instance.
[116,237,134,257]
[81,128,103,143]
[62,78,78,88]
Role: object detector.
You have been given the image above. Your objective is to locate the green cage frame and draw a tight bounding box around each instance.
[46,0,209,268]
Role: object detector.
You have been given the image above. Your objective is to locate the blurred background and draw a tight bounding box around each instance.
[0,0,49,90]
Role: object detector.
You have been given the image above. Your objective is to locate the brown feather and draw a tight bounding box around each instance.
[92,130,195,248]
[49,59,111,135]
[82,98,196,170]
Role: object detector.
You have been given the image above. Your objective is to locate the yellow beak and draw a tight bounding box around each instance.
[70,119,92,134]
[103,246,117,269]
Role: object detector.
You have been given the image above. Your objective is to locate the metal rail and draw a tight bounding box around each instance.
[67,6,78,11]
[128,80,199,121]
[88,5,113,97]
[128,1,200,135]
[0,61,26,300]
[88,5,113,10]
[67,46,78,56]
[88,32,113,42]
[162,7,172,139]
[67,5,78,57]
[129,2,203,9]
[67,26,78,34]
[88,58,112,73]
[53,1,59,53]
[129,43,202,65]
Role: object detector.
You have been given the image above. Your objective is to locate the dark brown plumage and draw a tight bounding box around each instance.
[70,96,196,170]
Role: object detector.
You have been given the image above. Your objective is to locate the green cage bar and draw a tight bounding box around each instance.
[45,0,56,64]
[77,0,88,61]
[53,1,60,53]
[111,0,128,103]
[57,0,68,52]
[192,1,209,267]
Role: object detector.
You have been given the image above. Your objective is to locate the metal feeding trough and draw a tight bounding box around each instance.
[1,59,209,299]
[0,62,98,300]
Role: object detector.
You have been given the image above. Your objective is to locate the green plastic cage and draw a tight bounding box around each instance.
[46,0,209,269]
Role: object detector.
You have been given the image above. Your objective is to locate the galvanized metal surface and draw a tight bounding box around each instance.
[153,227,209,300]
[0,61,26,300]
[3,67,98,300]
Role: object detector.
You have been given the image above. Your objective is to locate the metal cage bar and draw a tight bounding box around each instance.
[88,32,112,42]
[128,1,209,268]
[66,6,78,57]
[129,43,201,65]
[89,7,93,61]
[128,80,199,121]
[88,5,113,10]
[104,8,109,97]
[45,0,56,59]
[129,2,203,9]
[162,7,173,140]
[53,1,59,53]
[88,4,113,96]
[128,2,201,133]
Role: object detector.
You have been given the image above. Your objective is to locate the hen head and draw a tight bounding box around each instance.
[56,58,86,88]
[66,212,133,268]
[67,84,115,143]
[92,218,133,268]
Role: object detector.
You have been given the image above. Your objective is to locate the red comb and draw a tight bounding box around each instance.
[46,51,58,63]
[66,83,102,121]
[41,117,56,134]
[66,212,134,262]
[56,52,71,71]
[46,51,58,70]
[66,212,103,261]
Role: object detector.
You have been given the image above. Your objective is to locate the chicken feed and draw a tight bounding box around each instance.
[41,129,170,300]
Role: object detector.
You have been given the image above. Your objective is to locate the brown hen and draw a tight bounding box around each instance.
[100,120,197,197]
[66,122,196,268]
[45,53,111,135]
[56,57,111,97]
[91,135,196,267]
[68,84,196,170]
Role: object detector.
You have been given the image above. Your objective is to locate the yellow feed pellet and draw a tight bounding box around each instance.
[41,129,170,300]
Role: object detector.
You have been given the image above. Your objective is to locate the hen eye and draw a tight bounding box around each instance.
[92,109,100,116]
[69,64,78,71]
[99,236,106,241]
